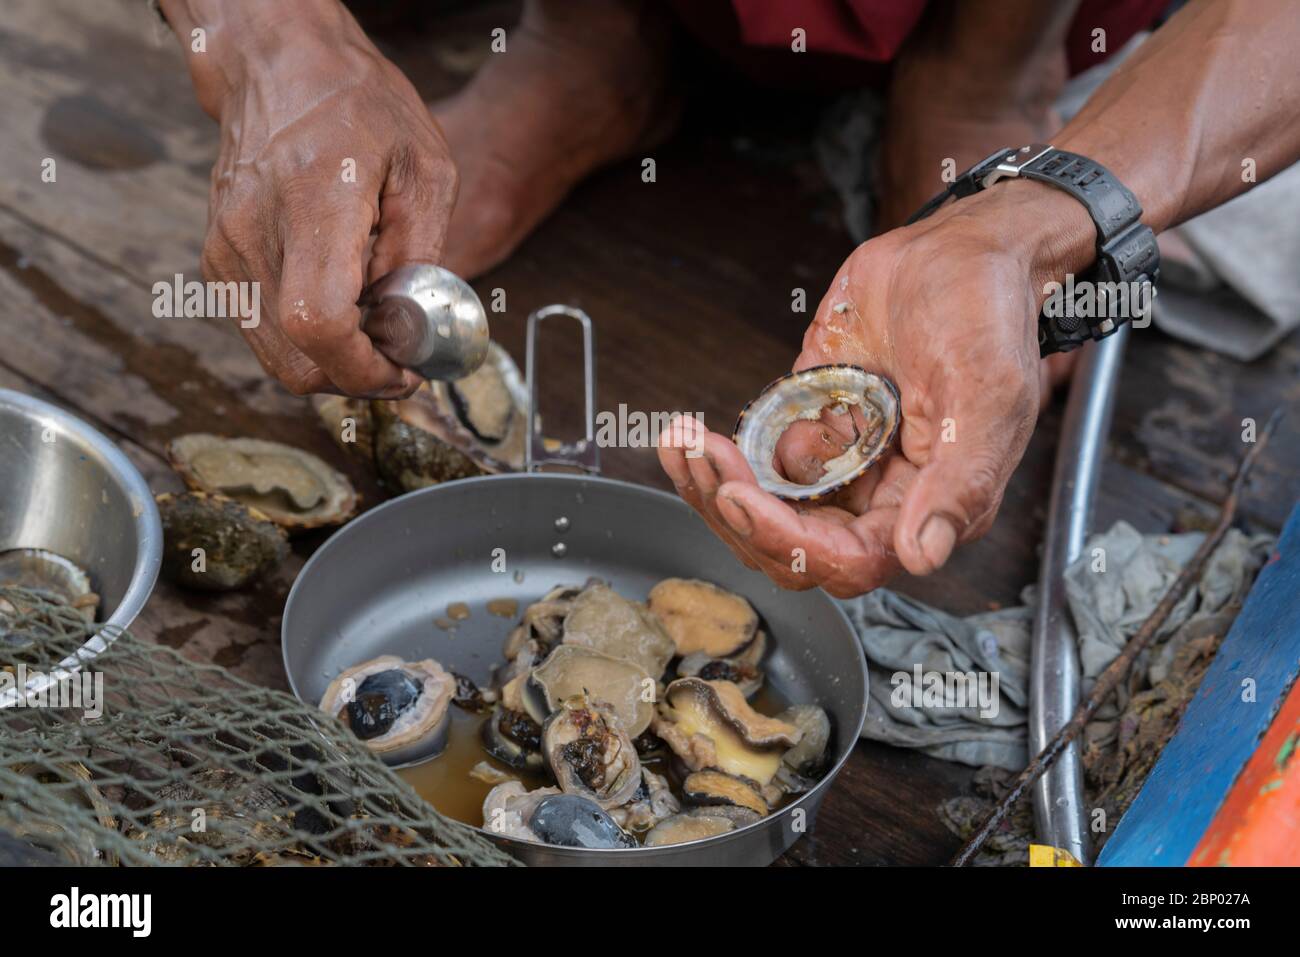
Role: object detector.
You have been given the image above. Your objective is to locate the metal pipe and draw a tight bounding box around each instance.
[1029,325,1129,863]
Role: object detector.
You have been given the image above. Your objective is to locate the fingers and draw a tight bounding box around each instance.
[368,136,459,283]
[201,232,341,396]
[715,481,900,596]
[893,391,1034,577]
[278,200,423,398]
[658,419,776,575]
[658,418,903,596]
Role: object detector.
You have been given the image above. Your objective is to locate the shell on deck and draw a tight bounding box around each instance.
[732,364,900,501]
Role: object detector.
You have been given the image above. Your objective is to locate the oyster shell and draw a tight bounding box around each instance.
[0,549,99,625]
[677,630,768,698]
[372,342,527,492]
[647,579,758,658]
[156,491,289,591]
[681,770,768,817]
[166,434,357,530]
[319,655,455,763]
[526,644,655,737]
[449,350,518,444]
[542,694,642,809]
[311,395,374,463]
[652,678,801,786]
[562,583,676,677]
[1,762,117,866]
[127,766,296,865]
[372,396,481,490]
[733,364,901,501]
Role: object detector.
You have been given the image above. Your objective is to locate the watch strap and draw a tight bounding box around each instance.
[906,145,1159,355]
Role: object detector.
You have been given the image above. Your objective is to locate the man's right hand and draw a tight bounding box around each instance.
[658,179,1097,597]
[162,0,456,397]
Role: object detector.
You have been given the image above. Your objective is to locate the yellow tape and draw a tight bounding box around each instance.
[1029,844,1082,867]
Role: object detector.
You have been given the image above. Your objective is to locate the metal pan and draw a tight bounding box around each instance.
[281,308,867,866]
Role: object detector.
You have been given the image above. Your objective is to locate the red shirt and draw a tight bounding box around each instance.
[671,0,1168,87]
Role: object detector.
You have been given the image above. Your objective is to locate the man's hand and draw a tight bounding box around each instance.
[659,183,1093,597]
[163,0,455,396]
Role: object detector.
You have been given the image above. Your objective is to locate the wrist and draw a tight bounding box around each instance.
[928,180,1098,311]
[160,0,363,119]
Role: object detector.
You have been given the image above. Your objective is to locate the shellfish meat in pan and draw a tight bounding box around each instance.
[643,806,762,848]
[608,768,680,834]
[482,782,637,849]
[481,707,546,772]
[446,576,835,850]
[542,694,642,810]
[529,793,637,849]
[677,630,768,698]
[733,364,900,501]
[319,656,455,764]
[561,582,676,678]
[652,677,801,787]
[647,578,758,658]
[525,644,655,737]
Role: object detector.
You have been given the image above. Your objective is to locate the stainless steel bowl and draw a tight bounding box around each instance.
[0,389,161,704]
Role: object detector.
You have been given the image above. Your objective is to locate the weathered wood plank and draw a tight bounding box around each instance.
[0,0,211,282]
[0,360,299,687]
[779,739,975,866]
[1112,331,1300,532]
[0,208,372,471]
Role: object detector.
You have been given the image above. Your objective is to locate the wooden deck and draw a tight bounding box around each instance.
[2,0,1297,865]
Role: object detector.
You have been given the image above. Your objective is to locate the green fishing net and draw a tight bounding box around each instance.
[0,586,517,867]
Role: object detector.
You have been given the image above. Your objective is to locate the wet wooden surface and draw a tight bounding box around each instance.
[0,0,1296,866]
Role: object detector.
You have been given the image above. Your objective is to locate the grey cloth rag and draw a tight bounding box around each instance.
[838,521,1272,771]
[816,32,1300,361]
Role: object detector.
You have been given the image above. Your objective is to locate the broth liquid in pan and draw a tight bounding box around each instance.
[400,685,792,844]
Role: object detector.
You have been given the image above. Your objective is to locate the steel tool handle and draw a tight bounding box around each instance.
[359,263,489,381]
[525,305,599,474]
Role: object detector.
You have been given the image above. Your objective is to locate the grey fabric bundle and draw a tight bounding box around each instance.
[839,521,1272,770]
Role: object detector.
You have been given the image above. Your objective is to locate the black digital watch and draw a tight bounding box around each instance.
[907,144,1160,356]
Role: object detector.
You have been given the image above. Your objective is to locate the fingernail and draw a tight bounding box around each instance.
[918,514,957,572]
[722,494,753,537]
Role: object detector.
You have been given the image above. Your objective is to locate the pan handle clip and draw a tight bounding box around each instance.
[525,305,600,474]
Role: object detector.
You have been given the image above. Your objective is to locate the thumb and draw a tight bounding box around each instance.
[894,404,1032,576]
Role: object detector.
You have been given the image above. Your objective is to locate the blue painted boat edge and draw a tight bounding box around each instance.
[1099,503,1300,866]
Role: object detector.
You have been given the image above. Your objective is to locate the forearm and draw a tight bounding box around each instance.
[157,0,368,119]
[930,0,1300,313]
[1057,0,1300,234]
